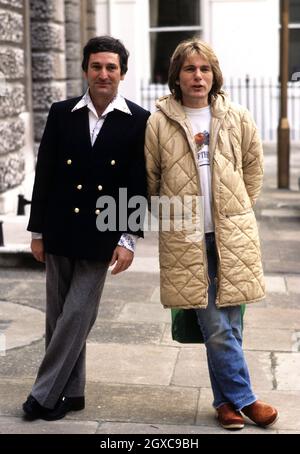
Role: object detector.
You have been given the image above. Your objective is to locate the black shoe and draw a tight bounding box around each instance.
[42,396,85,421]
[22,395,51,421]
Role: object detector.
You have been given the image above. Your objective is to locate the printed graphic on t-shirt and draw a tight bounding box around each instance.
[195,130,210,167]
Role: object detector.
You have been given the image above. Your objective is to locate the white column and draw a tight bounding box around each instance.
[95,0,149,104]
[96,0,110,34]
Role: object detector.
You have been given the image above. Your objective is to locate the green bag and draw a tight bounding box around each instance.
[171,308,204,343]
[171,305,246,344]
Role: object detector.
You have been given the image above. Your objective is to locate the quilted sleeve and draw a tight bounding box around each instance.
[241,109,264,206]
[144,115,161,199]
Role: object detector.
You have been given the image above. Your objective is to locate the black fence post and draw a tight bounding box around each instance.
[245,74,250,109]
[17,194,31,215]
[0,221,4,247]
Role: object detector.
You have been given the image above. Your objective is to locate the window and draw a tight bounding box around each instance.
[149,0,202,83]
[290,0,300,23]
[289,0,300,79]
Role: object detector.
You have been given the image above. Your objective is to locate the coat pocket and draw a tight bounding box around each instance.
[225,209,252,218]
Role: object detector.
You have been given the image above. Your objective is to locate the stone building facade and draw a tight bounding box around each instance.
[0,0,96,214]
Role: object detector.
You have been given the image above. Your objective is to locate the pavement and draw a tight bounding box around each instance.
[0,144,300,435]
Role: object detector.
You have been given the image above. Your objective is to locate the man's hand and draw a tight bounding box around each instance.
[31,239,45,263]
[109,246,134,275]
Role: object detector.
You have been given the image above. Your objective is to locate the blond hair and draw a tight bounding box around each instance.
[168,38,224,103]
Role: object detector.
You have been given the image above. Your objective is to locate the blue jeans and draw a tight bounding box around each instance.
[195,232,257,410]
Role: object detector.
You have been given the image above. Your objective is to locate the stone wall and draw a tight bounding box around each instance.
[86,0,96,39]
[30,0,66,145]
[0,0,26,195]
[65,0,82,98]
[0,0,97,213]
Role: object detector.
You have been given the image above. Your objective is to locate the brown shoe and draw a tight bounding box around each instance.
[216,403,245,430]
[242,400,279,427]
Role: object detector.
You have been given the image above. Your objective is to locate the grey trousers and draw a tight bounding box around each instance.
[31,254,108,408]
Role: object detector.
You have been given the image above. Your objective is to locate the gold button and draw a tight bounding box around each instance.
[74,208,80,213]
[77,184,82,190]
[97,185,103,191]
[95,209,100,215]
[67,159,72,165]
[111,160,116,166]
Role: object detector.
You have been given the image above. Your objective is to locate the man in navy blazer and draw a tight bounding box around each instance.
[23,36,150,421]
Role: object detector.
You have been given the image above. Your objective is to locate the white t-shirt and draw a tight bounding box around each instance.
[183,105,214,233]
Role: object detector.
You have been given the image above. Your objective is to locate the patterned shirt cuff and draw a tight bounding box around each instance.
[118,233,138,252]
[31,232,43,240]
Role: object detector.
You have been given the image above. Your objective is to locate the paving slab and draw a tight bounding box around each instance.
[291,331,300,352]
[277,430,300,434]
[86,343,179,386]
[0,216,30,245]
[244,351,275,392]
[0,416,98,434]
[171,347,210,388]
[0,280,46,302]
[0,339,44,378]
[116,302,170,324]
[0,301,44,351]
[264,275,287,294]
[0,378,34,417]
[273,231,300,241]
[97,300,125,320]
[126,257,160,273]
[261,208,300,218]
[0,268,45,280]
[101,283,156,304]
[89,321,165,345]
[150,286,161,304]
[243,307,300,330]
[279,241,300,262]
[261,241,283,261]
[285,275,300,294]
[104,271,160,288]
[96,421,234,434]
[170,349,273,392]
[73,383,200,426]
[275,352,300,391]
[265,293,300,309]
[243,327,295,352]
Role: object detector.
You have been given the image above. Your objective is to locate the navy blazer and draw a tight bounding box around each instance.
[28,96,150,261]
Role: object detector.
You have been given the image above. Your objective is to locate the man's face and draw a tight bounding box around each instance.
[178,53,213,108]
[84,52,124,101]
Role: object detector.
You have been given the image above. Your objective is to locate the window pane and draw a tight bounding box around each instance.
[151,30,201,83]
[290,0,300,24]
[150,0,200,27]
[289,29,300,79]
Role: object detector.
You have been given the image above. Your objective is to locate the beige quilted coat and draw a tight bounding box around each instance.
[145,94,265,309]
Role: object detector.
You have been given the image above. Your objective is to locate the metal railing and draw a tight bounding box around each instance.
[141,77,300,142]
[17,194,31,215]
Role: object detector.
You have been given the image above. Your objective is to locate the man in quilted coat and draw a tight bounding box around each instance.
[145,38,278,430]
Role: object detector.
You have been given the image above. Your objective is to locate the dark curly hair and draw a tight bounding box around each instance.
[82,36,129,75]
